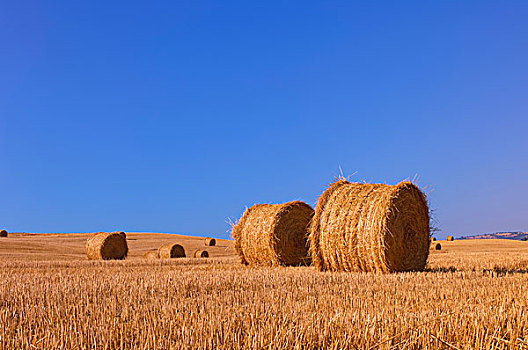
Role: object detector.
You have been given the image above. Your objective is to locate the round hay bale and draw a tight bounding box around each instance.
[435,243,442,250]
[158,243,185,258]
[232,201,314,267]
[0,230,7,238]
[431,237,436,241]
[205,237,216,246]
[194,249,209,258]
[447,235,454,241]
[310,180,430,273]
[85,231,128,260]
[143,250,159,259]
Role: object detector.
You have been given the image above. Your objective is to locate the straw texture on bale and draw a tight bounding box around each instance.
[205,237,216,246]
[0,230,7,238]
[310,180,430,273]
[143,250,159,259]
[447,236,454,241]
[194,250,209,258]
[158,244,185,258]
[85,232,128,260]
[232,201,314,267]
[435,243,442,250]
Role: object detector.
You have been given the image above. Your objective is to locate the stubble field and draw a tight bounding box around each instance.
[1,233,528,349]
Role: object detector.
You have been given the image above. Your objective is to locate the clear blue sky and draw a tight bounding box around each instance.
[1,1,526,239]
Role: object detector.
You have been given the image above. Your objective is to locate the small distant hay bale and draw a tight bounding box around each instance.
[194,250,209,258]
[143,250,159,259]
[158,243,186,258]
[447,236,454,241]
[85,231,128,260]
[0,230,7,238]
[232,201,314,267]
[310,180,430,273]
[205,237,216,246]
[434,243,442,250]
[431,237,436,241]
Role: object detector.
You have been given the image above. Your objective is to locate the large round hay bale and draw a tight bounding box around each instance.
[194,249,209,258]
[447,235,454,241]
[310,180,430,273]
[434,243,442,250]
[85,232,128,260]
[158,243,185,258]
[0,230,7,238]
[232,201,314,267]
[205,237,216,246]
[143,250,159,259]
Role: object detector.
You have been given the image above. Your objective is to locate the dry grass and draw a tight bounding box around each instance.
[1,234,528,349]
[142,250,159,259]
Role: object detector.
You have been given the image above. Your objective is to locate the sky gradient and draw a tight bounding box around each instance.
[1,1,527,239]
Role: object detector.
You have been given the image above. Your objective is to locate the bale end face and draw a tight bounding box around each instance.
[158,243,186,258]
[0,230,7,238]
[205,237,216,246]
[85,232,128,260]
[434,243,442,250]
[194,250,209,258]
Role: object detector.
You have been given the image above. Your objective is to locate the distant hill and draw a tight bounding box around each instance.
[458,231,528,241]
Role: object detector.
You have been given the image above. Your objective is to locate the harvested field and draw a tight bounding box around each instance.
[0,232,233,261]
[142,250,159,259]
[1,235,528,349]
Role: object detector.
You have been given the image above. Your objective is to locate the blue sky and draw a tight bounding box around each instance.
[1,1,526,239]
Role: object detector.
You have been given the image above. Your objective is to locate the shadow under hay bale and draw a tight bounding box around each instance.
[85,232,128,260]
[205,237,216,246]
[310,180,430,273]
[143,250,159,259]
[0,230,7,238]
[232,201,314,267]
[447,236,454,241]
[194,250,209,258]
[158,243,185,258]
